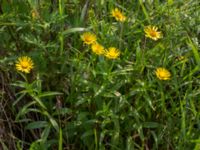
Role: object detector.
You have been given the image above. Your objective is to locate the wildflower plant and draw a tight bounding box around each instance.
[1,1,200,150]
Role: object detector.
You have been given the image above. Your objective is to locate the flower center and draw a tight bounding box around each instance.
[21,62,29,69]
[115,13,122,19]
[150,31,157,37]
[159,71,169,78]
[85,36,93,42]
[96,46,101,51]
[110,52,115,56]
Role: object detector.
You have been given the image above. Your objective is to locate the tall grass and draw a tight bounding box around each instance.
[0,0,200,149]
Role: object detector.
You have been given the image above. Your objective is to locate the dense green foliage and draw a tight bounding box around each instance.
[0,0,200,149]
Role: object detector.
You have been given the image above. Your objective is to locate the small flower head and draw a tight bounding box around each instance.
[111,8,126,22]
[91,43,105,55]
[144,26,162,41]
[15,56,34,73]
[105,47,120,59]
[155,67,171,80]
[31,9,39,20]
[81,32,97,45]
[176,56,187,61]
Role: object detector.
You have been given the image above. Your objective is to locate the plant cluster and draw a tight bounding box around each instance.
[0,0,200,150]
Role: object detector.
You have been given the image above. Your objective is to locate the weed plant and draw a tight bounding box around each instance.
[0,0,200,149]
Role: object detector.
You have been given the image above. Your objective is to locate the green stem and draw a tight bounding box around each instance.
[59,0,64,16]
[59,0,64,55]
[94,128,98,150]
[109,60,115,73]
[59,127,63,150]
[119,23,124,50]
[59,35,64,55]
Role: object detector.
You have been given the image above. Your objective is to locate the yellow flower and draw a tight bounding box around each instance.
[105,47,120,59]
[111,8,126,22]
[15,56,34,73]
[155,67,171,80]
[176,56,187,61]
[81,32,97,45]
[91,43,105,55]
[31,9,39,20]
[144,26,162,41]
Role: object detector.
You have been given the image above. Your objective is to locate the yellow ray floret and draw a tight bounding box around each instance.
[111,8,126,22]
[144,26,162,41]
[91,43,105,55]
[81,32,97,45]
[15,56,34,73]
[155,67,171,80]
[105,47,120,59]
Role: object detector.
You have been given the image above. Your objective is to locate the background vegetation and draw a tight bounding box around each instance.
[0,0,200,149]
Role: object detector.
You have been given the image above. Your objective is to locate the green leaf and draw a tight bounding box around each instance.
[142,122,160,128]
[0,141,8,150]
[38,91,62,98]
[81,129,94,139]
[139,0,150,23]
[49,116,59,132]
[12,92,26,106]
[187,37,200,66]
[15,101,37,121]
[11,81,27,88]
[43,111,59,132]
[126,136,135,150]
[53,108,72,116]
[25,121,48,130]
[30,94,47,110]
[168,0,174,5]
[41,126,51,141]
[29,141,46,150]
[80,1,89,23]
